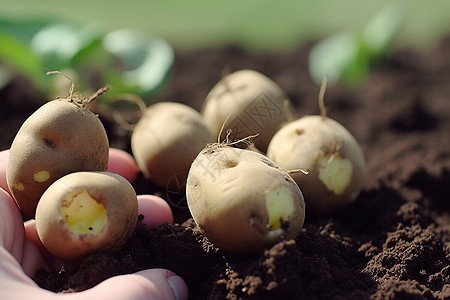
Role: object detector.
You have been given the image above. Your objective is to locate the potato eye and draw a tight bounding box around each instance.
[44,138,56,149]
[226,160,238,168]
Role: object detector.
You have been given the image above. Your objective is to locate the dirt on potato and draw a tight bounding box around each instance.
[2,37,450,299]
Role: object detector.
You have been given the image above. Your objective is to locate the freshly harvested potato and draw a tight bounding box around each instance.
[201,69,294,153]
[7,97,109,219]
[35,171,138,261]
[131,101,214,189]
[186,144,305,254]
[267,115,366,215]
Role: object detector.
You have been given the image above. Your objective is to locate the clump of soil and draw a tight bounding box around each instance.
[2,36,450,299]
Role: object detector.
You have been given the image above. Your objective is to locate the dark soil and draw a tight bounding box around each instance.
[2,37,450,299]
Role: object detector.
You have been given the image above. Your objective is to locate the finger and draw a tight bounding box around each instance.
[0,188,48,278]
[0,245,57,300]
[2,246,188,300]
[81,269,188,300]
[137,195,174,229]
[0,188,26,258]
[0,149,11,194]
[107,148,139,183]
[24,220,70,273]
[1,148,139,192]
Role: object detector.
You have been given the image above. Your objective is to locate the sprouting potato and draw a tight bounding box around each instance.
[266,78,366,215]
[131,101,214,189]
[7,86,110,219]
[186,143,305,254]
[35,171,138,261]
[201,69,295,153]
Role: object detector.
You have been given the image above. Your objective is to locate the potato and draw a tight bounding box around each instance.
[201,69,294,153]
[35,171,138,261]
[186,144,305,254]
[7,97,109,219]
[267,115,366,215]
[131,101,214,189]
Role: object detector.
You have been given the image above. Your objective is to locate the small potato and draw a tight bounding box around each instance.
[7,98,109,219]
[35,171,138,261]
[267,115,366,215]
[131,101,214,189]
[201,69,294,153]
[186,144,305,254]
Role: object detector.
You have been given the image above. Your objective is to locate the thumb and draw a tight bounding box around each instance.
[81,268,188,300]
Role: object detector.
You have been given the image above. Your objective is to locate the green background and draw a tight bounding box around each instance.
[1,0,449,51]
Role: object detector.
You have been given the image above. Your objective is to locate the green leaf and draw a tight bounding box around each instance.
[0,17,50,44]
[308,30,370,86]
[0,31,47,90]
[103,29,174,103]
[362,4,404,60]
[308,4,404,87]
[30,23,104,70]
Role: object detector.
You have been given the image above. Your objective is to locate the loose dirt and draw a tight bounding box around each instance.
[2,37,450,299]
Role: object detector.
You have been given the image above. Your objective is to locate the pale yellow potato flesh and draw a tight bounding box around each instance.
[60,190,107,235]
[316,153,354,195]
[266,186,296,230]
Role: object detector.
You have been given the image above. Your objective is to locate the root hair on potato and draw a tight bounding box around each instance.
[287,168,309,175]
[46,70,110,109]
[215,115,260,148]
[319,75,329,119]
[111,94,147,132]
[46,69,76,100]
[211,124,308,176]
[223,130,259,148]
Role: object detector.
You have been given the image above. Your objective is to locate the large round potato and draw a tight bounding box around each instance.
[131,101,214,189]
[267,115,366,215]
[7,99,109,219]
[35,171,138,261]
[201,69,294,153]
[186,145,305,254]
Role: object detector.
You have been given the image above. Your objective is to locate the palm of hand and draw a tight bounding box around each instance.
[0,149,187,300]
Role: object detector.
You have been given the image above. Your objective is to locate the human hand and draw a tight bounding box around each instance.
[0,148,188,300]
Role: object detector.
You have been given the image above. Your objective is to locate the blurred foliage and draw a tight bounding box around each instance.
[0,17,174,106]
[308,4,404,86]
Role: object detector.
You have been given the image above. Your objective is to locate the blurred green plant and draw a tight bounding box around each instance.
[308,4,404,86]
[0,17,174,105]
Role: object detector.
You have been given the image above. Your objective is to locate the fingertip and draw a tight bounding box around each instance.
[167,275,189,300]
[0,149,11,194]
[107,148,139,183]
[137,195,174,229]
[0,187,24,248]
[136,269,188,300]
[88,269,188,300]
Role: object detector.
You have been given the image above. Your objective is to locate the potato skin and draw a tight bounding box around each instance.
[201,69,294,153]
[186,145,305,254]
[131,102,214,189]
[35,171,138,261]
[7,99,109,219]
[267,115,367,215]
